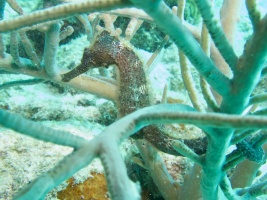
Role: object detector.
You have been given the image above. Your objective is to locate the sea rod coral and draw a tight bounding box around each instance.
[0,0,267,199]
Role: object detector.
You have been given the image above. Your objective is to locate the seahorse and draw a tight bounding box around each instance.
[61,30,207,155]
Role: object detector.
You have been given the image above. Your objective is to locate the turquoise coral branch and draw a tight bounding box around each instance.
[0,109,87,149]
[3,103,267,199]
[130,0,231,98]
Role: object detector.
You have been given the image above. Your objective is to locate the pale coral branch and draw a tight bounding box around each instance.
[125,17,143,41]
[200,2,220,112]
[19,30,41,68]
[110,8,153,21]
[10,31,22,67]
[210,0,241,78]
[0,0,129,33]
[161,83,168,103]
[177,0,205,112]
[43,22,61,77]
[0,33,5,58]
[230,159,261,188]
[249,93,267,105]
[137,140,180,200]
[59,25,74,41]
[146,35,169,73]
[99,13,118,33]
[6,0,23,15]
[0,54,118,101]
[111,7,201,41]
[220,0,242,47]
[194,0,238,73]
[180,164,202,200]
[76,14,93,40]
[229,140,267,190]
[200,77,219,111]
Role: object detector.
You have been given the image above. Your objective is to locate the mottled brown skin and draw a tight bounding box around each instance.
[61,31,207,155]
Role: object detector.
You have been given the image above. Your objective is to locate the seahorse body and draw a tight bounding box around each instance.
[62,30,207,155]
[62,31,151,116]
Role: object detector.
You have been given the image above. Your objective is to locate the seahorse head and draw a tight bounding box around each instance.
[84,30,121,67]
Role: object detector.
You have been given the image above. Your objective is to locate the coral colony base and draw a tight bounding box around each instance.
[0,0,267,199]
